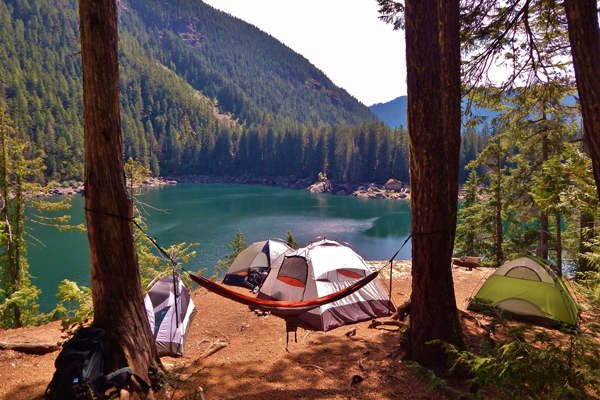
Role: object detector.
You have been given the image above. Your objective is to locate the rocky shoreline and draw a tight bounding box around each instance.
[42,175,465,201]
[162,175,412,200]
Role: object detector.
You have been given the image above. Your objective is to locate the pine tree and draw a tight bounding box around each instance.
[217,229,247,273]
[0,108,78,328]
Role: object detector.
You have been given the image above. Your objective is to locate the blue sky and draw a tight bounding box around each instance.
[202,0,407,106]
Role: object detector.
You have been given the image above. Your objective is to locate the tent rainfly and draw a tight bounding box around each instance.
[222,239,292,289]
[144,273,197,357]
[257,237,395,331]
[467,256,579,327]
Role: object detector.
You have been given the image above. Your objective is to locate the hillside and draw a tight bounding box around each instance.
[370,96,408,129]
[121,0,376,126]
[370,95,502,130]
[0,0,390,182]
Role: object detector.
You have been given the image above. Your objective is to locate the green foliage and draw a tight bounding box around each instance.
[0,284,42,328]
[0,108,78,328]
[51,279,93,330]
[216,229,247,277]
[453,79,598,275]
[404,361,468,400]
[455,169,497,261]
[432,322,600,400]
[285,230,299,249]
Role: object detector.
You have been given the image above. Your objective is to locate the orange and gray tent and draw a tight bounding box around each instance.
[144,273,197,357]
[257,237,395,331]
[467,256,579,326]
[222,239,292,289]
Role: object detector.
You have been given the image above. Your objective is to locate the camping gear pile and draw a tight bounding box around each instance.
[467,256,579,327]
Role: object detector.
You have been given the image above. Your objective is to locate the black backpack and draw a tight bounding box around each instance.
[45,326,146,400]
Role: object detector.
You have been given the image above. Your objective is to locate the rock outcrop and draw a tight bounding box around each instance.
[307,180,409,200]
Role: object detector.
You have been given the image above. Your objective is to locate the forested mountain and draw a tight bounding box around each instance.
[370,96,408,129]
[1,0,411,184]
[370,95,504,130]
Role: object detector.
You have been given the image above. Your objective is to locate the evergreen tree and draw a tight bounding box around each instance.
[0,109,77,328]
[285,230,299,249]
[217,229,247,273]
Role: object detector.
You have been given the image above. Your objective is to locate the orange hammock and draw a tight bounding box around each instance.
[188,271,379,317]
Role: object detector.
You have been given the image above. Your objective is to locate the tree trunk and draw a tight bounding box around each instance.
[404,0,465,369]
[556,212,562,277]
[495,155,504,266]
[79,1,158,398]
[540,134,549,260]
[578,211,595,274]
[564,0,600,200]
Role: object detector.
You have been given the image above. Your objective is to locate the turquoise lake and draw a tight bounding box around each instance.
[28,183,412,312]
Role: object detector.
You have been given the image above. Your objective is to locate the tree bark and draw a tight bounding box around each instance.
[540,134,549,260]
[404,0,465,369]
[578,211,595,274]
[556,211,562,277]
[564,0,600,200]
[495,155,504,267]
[79,1,158,398]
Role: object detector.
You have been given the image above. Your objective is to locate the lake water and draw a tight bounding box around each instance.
[28,183,412,312]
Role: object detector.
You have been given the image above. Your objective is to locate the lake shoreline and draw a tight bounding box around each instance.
[43,174,414,200]
[164,174,413,200]
[42,174,465,200]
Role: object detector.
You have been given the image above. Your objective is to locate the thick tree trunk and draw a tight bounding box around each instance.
[564,0,600,200]
[404,0,464,369]
[79,1,158,398]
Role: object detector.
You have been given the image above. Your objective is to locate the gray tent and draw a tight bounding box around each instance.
[222,239,292,289]
[144,273,197,357]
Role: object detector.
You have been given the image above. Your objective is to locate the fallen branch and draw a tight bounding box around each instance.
[368,320,407,329]
[452,257,481,270]
[0,342,61,354]
[192,339,228,365]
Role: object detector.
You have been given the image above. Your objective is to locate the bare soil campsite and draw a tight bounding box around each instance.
[0,262,588,400]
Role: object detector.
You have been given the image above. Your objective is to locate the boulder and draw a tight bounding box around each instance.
[384,179,403,192]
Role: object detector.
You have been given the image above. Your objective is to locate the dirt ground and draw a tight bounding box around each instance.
[0,261,493,400]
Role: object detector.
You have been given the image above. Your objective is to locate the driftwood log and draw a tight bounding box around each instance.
[0,342,62,354]
[368,319,407,329]
[452,257,481,270]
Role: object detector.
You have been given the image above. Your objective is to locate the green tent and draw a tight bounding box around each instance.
[467,256,579,326]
